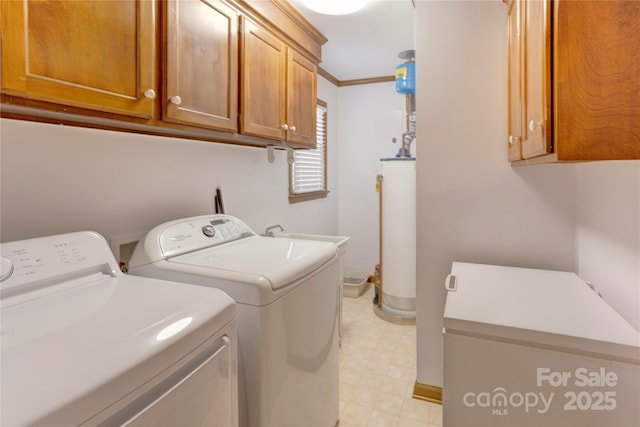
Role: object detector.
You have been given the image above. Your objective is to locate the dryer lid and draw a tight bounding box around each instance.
[170,235,337,290]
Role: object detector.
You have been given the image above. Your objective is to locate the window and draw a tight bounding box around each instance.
[289,99,328,203]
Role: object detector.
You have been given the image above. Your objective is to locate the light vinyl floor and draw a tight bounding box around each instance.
[339,286,442,427]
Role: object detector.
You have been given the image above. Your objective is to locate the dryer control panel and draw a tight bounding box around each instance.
[0,231,119,297]
[146,215,256,259]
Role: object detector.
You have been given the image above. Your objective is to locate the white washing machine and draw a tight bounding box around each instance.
[129,214,340,427]
[443,262,640,427]
[1,231,238,427]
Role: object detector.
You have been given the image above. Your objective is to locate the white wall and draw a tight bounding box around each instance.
[0,77,340,252]
[415,1,578,388]
[576,161,640,330]
[337,82,409,272]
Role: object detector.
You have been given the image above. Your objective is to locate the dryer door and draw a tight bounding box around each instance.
[105,335,236,427]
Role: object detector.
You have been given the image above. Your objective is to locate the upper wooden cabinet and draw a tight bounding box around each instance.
[506,0,640,163]
[164,0,238,132]
[0,0,156,118]
[240,18,286,141]
[286,49,317,146]
[0,0,325,148]
[506,0,523,162]
[240,17,317,147]
[554,0,640,160]
[521,0,551,159]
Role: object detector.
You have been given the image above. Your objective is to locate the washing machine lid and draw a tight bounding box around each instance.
[1,232,235,426]
[443,262,640,364]
[169,235,337,291]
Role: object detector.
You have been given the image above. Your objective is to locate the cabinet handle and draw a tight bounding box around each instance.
[170,96,182,105]
[528,120,542,132]
[281,124,289,131]
[289,125,296,132]
[508,135,520,145]
[143,89,156,99]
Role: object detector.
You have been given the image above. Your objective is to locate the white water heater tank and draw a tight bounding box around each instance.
[380,158,416,318]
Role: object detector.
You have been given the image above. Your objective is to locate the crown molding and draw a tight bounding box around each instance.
[318,67,339,86]
[318,67,394,87]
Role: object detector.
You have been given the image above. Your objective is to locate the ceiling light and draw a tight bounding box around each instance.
[301,0,368,15]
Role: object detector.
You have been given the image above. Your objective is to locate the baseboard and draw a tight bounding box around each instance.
[412,382,442,405]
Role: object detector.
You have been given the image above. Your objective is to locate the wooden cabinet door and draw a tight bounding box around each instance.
[506,0,523,161]
[240,17,286,140]
[286,48,317,147]
[164,0,238,131]
[554,0,640,160]
[521,0,552,158]
[0,0,155,118]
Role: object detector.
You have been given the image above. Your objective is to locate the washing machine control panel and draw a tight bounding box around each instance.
[152,215,256,258]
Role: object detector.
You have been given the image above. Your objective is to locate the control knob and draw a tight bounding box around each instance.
[202,225,216,238]
[1,257,14,282]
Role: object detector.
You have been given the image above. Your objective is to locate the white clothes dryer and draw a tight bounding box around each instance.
[130,214,340,427]
[1,231,238,427]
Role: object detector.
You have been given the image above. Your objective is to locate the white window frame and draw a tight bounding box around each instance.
[288,99,328,203]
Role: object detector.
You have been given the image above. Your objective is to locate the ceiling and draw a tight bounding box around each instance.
[288,1,415,82]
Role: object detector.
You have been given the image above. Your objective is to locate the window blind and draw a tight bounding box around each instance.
[291,102,327,195]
